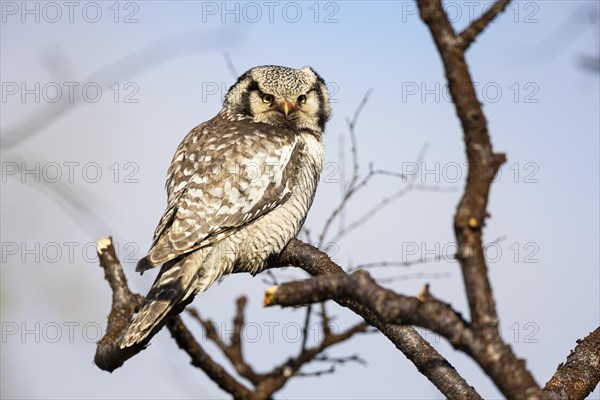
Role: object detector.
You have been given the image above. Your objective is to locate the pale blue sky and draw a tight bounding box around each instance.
[1,1,599,398]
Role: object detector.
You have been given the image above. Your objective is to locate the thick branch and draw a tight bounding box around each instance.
[268,239,482,400]
[95,236,476,398]
[415,1,547,398]
[265,271,471,349]
[418,0,505,328]
[94,237,146,371]
[95,238,251,399]
[544,327,600,400]
[265,268,545,394]
[266,265,567,400]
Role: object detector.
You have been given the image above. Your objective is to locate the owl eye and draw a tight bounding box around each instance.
[297,95,307,104]
[261,94,274,104]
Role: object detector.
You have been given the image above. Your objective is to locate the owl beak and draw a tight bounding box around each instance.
[279,100,296,118]
[283,101,290,117]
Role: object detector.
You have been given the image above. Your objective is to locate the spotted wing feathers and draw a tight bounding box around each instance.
[137,115,299,272]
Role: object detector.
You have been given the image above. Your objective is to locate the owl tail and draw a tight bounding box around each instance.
[120,250,210,349]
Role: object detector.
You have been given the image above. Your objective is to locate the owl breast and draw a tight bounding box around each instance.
[232,131,324,274]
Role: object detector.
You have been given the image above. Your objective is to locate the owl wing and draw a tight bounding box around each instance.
[137,117,300,272]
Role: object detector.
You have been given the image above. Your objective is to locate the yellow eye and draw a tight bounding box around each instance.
[262,94,274,104]
[298,95,307,104]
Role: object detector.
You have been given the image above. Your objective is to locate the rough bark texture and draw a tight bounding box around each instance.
[416,0,544,398]
[94,237,146,371]
[269,239,482,399]
[544,328,600,400]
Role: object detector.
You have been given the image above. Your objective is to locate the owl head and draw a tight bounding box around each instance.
[224,65,332,134]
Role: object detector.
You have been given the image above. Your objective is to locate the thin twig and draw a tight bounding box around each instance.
[317,90,372,248]
[349,254,449,272]
[329,143,430,243]
[300,305,312,354]
[376,272,451,284]
[457,0,512,50]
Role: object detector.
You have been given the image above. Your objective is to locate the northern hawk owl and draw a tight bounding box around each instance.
[121,65,331,348]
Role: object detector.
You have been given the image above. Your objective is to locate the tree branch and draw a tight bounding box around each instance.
[318,90,371,248]
[167,316,253,399]
[95,237,253,398]
[418,0,506,329]
[95,236,383,398]
[267,239,482,400]
[414,1,546,397]
[265,266,575,399]
[249,321,369,399]
[457,0,512,50]
[187,301,266,386]
[264,271,472,349]
[544,327,600,400]
[94,237,146,372]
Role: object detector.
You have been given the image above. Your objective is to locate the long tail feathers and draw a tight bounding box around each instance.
[121,253,202,349]
[121,245,230,349]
